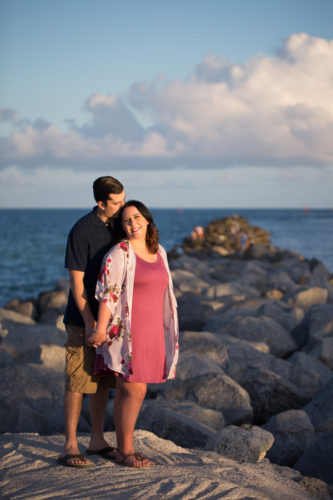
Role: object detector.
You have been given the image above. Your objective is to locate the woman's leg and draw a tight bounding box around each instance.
[113,377,150,466]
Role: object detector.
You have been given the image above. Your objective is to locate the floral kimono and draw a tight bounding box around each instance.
[95,240,179,379]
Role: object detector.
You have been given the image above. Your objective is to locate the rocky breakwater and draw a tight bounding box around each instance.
[145,215,333,495]
[0,216,332,499]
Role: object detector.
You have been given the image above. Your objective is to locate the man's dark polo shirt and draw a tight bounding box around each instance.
[63,208,114,328]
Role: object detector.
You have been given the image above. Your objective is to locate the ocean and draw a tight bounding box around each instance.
[0,208,332,307]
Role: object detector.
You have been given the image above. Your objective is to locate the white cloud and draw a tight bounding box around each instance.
[1,33,333,172]
[86,94,118,109]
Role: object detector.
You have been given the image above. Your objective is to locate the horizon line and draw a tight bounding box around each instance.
[0,206,332,211]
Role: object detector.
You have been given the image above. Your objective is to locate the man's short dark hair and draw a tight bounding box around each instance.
[93,176,124,204]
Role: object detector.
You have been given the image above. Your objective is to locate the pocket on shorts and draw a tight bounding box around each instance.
[65,346,83,377]
[66,325,85,348]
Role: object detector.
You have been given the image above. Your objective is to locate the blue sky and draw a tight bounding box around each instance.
[1,0,333,208]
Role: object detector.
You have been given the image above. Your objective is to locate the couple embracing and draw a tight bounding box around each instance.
[58,176,179,469]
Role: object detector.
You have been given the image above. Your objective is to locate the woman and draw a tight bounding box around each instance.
[93,200,179,468]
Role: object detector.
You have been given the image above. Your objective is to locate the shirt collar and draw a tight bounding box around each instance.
[92,206,114,229]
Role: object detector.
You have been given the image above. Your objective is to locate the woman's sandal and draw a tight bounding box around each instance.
[116,451,151,468]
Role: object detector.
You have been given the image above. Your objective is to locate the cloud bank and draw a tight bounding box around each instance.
[1,33,333,172]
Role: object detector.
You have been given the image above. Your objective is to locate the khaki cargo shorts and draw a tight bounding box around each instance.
[65,323,115,394]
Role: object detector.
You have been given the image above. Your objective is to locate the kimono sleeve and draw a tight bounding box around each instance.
[95,244,126,317]
[159,245,178,309]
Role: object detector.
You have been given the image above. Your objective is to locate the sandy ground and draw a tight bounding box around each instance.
[0,430,319,500]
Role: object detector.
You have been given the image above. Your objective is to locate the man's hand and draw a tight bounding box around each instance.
[87,328,107,348]
[84,320,96,345]
[69,270,98,346]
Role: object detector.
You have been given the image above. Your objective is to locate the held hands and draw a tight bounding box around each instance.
[84,320,96,345]
[86,301,111,348]
[87,327,107,348]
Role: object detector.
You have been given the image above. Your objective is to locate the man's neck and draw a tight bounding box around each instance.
[95,206,108,223]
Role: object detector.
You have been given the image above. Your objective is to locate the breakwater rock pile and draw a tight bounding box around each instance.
[1,216,333,499]
[173,214,271,257]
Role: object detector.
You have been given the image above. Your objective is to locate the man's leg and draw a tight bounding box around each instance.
[88,382,111,450]
[59,323,93,466]
[59,390,91,466]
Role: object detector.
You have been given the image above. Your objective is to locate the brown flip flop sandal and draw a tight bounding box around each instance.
[57,453,93,468]
[116,451,151,468]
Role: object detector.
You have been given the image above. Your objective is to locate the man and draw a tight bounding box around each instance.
[58,176,125,468]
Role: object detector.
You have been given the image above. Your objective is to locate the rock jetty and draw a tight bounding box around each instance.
[0,215,332,499]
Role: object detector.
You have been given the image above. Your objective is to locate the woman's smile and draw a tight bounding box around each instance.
[122,206,149,241]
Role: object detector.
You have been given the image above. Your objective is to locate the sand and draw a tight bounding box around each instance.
[0,430,317,500]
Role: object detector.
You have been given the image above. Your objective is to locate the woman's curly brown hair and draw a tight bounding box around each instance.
[114,200,159,253]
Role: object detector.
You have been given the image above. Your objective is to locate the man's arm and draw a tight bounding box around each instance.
[69,269,96,344]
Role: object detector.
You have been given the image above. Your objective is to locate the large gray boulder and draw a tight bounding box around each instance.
[176,352,224,380]
[283,287,328,311]
[0,323,66,362]
[219,335,319,422]
[137,400,223,448]
[204,298,268,332]
[5,297,37,319]
[220,316,298,358]
[223,334,318,392]
[0,307,36,329]
[171,269,210,295]
[244,242,275,260]
[305,335,333,370]
[256,302,304,333]
[157,400,225,431]
[290,315,311,349]
[304,303,333,367]
[39,344,65,371]
[0,395,49,434]
[238,366,317,424]
[180,330,228,365]
[267,269,297,293]
[204,281,260,300]
[37,288,68,323]
[272,257,312,284]
[208,424,274,463]
[177,293,219,331]
[263,410,315,466]
[288,351,332,388]
[303,379,333,432]
[238,260,269,293]
[170,254,228,290]
[0,363,65,433]
[308,304,333,339]
[209,257,247,282]
[309,261,332,288]
[164,372,253,425]
[0,349,13,369]
[294,432,333,486]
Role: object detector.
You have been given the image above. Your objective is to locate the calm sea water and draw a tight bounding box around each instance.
[0,208,332,306]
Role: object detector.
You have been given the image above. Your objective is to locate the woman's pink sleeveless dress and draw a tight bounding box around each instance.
[124,252,169,383]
